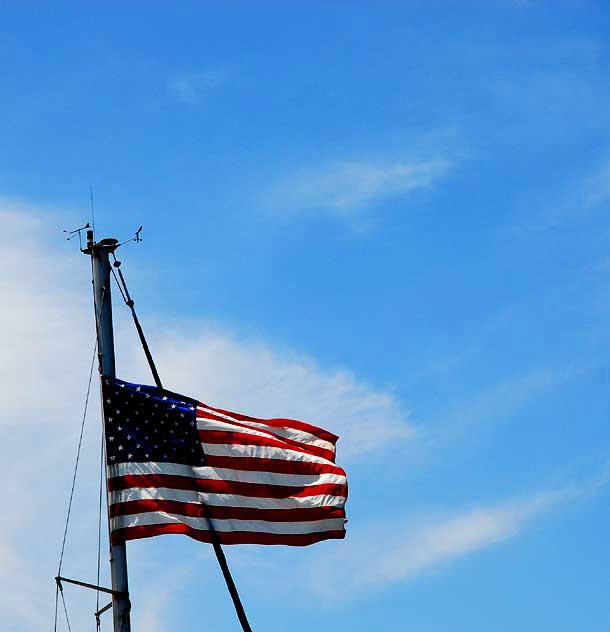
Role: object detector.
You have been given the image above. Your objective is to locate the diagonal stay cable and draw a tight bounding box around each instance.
[110,255,162,388]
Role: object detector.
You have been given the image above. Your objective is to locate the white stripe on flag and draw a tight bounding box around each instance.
[108,461,346,487]
[111,512,346,535]
[201,442,337,465]
[110,487,346,510]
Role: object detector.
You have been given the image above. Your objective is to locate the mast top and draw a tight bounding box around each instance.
[82,230,119,255]
[82,227,142,255]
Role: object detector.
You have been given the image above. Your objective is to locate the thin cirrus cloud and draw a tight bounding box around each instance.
[295,482,596,600]
[513,156,610,237]
[229,481,599,603]
[426,364,584,448]
[128,327,414,462]
[266,156,454,218]
[169,68,231,104]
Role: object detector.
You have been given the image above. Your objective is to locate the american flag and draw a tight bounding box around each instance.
[103,378,347,546]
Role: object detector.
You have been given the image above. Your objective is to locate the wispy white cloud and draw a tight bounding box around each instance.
[482,34,610,146]
[267,157,453,218]
[428,365,583,447]
[126,328,413,461]
[581,159,610,209]
[305,490,562,598]
[515,157,610,236]
[169,68,230,104]
[255,480,601,601]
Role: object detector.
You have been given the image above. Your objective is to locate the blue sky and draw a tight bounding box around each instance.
[1,2,610,631]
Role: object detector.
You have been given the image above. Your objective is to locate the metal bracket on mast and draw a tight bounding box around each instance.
[55,577,121,628]
[96,601,114,627]
[55,575,127,597]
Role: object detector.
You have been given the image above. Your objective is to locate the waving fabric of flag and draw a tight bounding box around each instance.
[102,377,347,546]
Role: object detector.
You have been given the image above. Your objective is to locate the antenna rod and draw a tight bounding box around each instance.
[86,230,131,632]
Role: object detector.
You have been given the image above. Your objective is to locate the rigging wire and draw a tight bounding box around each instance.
[56,337,98,575]
[53,337,97,631]
[59,583,73,632]
[53,584,59,632]
[54,284,107,631]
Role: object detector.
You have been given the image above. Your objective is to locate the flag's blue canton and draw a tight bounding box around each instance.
[102,377,206,466]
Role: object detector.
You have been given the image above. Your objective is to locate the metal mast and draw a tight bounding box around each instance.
[86,230,131,632]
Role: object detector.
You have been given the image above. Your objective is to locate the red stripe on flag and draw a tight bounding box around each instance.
[197,409,335,453]
[111,523,346,546]
[108,474,347,499]
[199,429,336,463]
[198,403,338,444]
[109,499,345,522]
[203,454,345,476]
